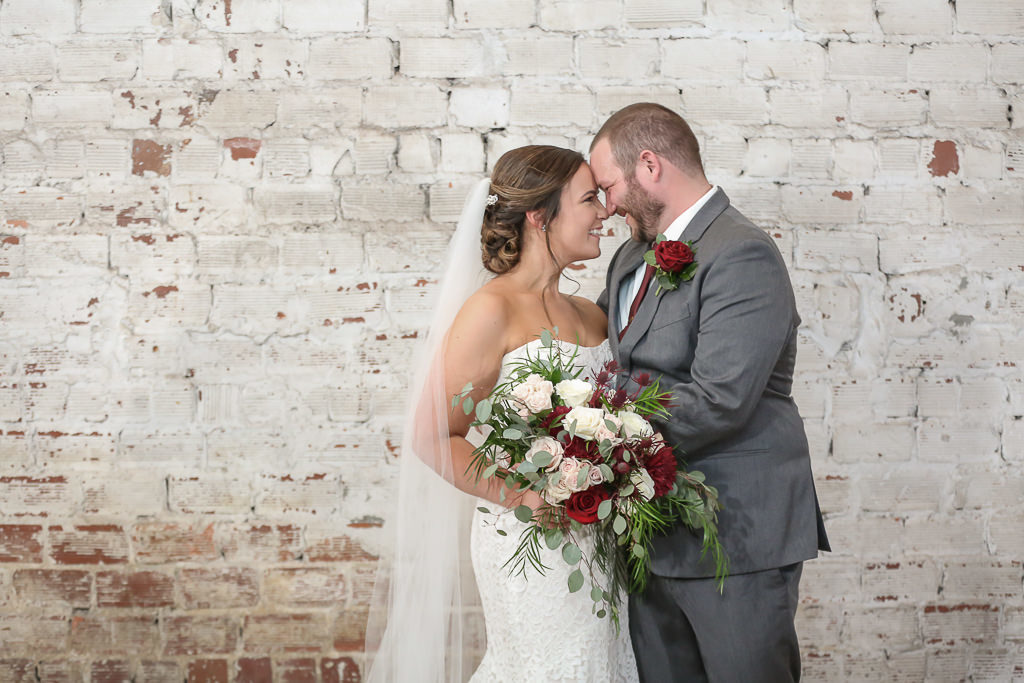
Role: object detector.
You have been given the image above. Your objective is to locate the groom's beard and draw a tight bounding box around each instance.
[621,177,665,243]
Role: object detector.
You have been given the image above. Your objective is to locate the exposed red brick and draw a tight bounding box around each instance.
[143,285,179,299]
[13,569,91,606]
[131,522,217,563]
[70,614,159,655]
[280,658,317,683]
[236,658,272,683]
[91,660,132,683]
[332,607,369,651]
[49,525,129,565]
[322,657,362,683]
[164,615,239,656]
[224,137,262,160]
[831,190,853,201]
[1,236,19,245]
[180,567,260,609]
[228,48,239,63]
[96,570,175,608]
[139,661,181,681]
[0,525,44,562]
[928,140,960,177]
[187,659,229,683]
[307,534,377,562]
[131,140,171,177]
[0,660,34,680]
[224,0,232,26]
[217,524,302,562]
[242,614,327,654]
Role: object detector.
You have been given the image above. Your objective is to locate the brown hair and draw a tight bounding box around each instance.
[481,145,585,274]
[590,102,705,178]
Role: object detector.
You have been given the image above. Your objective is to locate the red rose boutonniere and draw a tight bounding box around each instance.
[644,234,697,295]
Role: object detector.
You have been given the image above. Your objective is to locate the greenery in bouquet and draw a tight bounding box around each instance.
[452,330,727,625]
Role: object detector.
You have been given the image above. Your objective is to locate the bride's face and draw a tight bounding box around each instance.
[546,163,608,266]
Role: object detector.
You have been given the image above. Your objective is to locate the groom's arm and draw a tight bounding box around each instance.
[653,236,797,453]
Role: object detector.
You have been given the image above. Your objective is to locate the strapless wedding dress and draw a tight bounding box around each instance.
[468,338,639,683]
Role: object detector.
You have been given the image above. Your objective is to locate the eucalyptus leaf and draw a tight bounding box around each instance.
[477,506,491,514]
[517,461,538,474]
[598,464,614,481]
[496,529,507,536]
[591,586,604,602]
[514,505,533,523]
[561,543,582,565]
[461,381,474,394]
[482,463,499,479]
[604,419,618,431]
[597,499,613,520]
[475,399,492,423]
[567,569,584,593]
[622,450,631,462]
[576,470,588,488]
[612,514,627,535]
[643,251,658,267]
[503,428,523,440]
[596,609,606,619]
[620,484,635,498]
[541,329,553,347]
[531,452,552,468]
[689,470,706,483]
[544,528,563,550]
[632,544,647,559]
[462,396,475,415]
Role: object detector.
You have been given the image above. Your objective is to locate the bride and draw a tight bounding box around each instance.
[365,146,638,682]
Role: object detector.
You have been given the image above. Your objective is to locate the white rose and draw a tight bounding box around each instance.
[630,468,656,501]
[511,373,553,414]
[594,413,623,445]
[543,472,573,504]
[554,379,593,408]
[558,457,588,491]
[565,406,605,441]
[525,436,564,471]
[618,411,654,439]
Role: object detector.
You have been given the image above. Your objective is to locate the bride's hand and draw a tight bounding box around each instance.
[513,488,567,529]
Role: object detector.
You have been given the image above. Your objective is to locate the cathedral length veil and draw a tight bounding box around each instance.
[364,178,493,682]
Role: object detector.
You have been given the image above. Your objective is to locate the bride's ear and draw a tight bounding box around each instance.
[525,209,547,233]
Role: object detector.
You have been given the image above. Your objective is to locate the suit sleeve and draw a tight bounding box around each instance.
[656,237,797,452]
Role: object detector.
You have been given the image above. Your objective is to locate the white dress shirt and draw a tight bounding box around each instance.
[616,185,718,333]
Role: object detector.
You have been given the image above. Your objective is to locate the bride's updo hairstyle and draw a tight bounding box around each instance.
[482,145,585,274]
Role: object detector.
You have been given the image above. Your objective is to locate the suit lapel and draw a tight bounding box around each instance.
[617,189,731,359]
[607,240,647,358]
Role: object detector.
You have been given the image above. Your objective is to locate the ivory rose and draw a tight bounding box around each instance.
[554,378,593,408]
[619,410,654,439]
[565,406,605,441]
[525,436,564,470]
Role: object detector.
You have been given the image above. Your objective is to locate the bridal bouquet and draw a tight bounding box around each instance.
[453,330,726,624]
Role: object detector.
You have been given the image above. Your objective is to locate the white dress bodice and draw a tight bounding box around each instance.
[468,338,639,683]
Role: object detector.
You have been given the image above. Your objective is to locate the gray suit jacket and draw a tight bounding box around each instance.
[598,188,829,578]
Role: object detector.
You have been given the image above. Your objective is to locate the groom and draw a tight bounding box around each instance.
[591,103,830,682]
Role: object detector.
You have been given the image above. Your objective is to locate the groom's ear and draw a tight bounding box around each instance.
[637,150,662,183]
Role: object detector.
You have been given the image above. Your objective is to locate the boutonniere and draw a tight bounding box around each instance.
[644,234,697,295]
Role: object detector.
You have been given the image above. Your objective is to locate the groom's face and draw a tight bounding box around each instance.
[590,139,663,243]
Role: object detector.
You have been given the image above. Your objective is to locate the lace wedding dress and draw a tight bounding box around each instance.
[468,338,639,683]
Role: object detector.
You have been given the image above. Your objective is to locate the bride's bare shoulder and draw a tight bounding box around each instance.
[447,285,511,349]
[570,295,609,336]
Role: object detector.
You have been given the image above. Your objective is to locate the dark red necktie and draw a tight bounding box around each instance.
[619,264,655,341]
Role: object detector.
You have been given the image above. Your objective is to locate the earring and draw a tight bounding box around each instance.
[541,224,547,232]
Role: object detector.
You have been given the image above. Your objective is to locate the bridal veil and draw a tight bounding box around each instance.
[364,178,493,682]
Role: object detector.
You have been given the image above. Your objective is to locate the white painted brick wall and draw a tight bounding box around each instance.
[0,0,1021,678]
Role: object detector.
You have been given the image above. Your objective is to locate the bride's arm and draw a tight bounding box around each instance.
[434,292,546,511]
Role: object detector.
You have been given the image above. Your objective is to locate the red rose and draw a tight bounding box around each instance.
[644,443,678,498]
[654,241,694,273]
[542,406,571,436]
[565,487,611,524]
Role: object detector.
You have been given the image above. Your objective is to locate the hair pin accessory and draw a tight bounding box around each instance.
[486,194,498,206]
